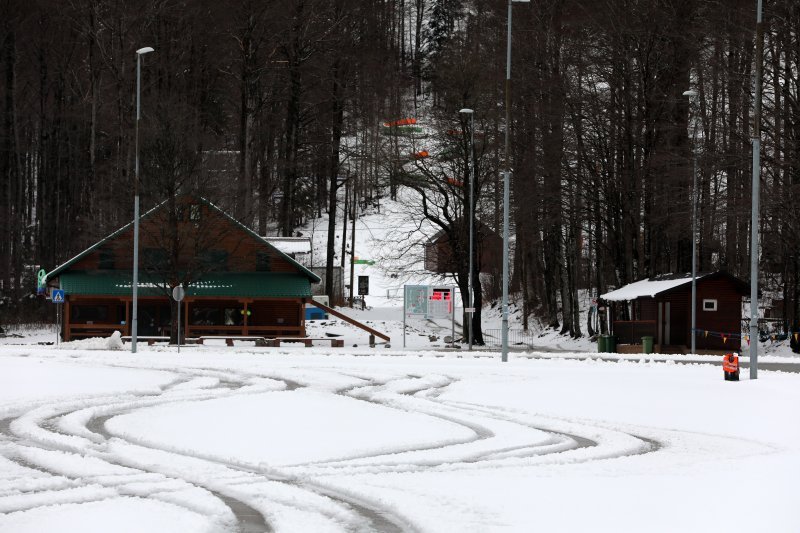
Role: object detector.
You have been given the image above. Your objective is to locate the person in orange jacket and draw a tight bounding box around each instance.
[723,353,739,381]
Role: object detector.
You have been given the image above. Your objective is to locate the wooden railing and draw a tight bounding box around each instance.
[69,323,125,339]
[612,320,657,345]
[185,324,303,338]
[308,299,390,341]
[67,323,305,341]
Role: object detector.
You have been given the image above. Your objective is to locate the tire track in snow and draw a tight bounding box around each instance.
[0,422,235,528]
[291,373,661,476]
[2,364,648,531]
[0,370,267,532]
[12,367,412,533]
[86,414,271,533]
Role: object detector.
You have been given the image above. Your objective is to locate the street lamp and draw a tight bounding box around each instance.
[750,0,764,379]
[502,0,530,363]
[131,46,154,354]
[683,89,698,356]
[459,108,475,351]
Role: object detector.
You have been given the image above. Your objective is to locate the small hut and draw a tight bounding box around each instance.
[600,271,750,353]
[424,222,502,274]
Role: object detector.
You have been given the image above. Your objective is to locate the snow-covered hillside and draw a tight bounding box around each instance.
[289,191,799,357]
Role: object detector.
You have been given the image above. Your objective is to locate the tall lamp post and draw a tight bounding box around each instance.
[750,0,764,379]
[683,89,699,355]
[502,0,530,363]
[459,108,475,351]
[131,46,154,354]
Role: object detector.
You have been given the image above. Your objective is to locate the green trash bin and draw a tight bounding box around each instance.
[597,335,608,353]
[642,336,654,354]
[606,335,617,353]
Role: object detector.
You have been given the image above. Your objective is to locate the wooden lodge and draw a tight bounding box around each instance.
[600,271,750,353]
[424,222,502,274]
[44,196,322,342]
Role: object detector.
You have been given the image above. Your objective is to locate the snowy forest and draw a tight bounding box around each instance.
[1,0,799,337]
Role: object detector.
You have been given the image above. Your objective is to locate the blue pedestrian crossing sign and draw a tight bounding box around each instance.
[51,289,65,304]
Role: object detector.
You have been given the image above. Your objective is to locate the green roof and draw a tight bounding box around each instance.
[59,272,312,298]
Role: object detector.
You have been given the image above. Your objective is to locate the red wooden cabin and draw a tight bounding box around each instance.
[44,196,320,341]
[600,271,750,353]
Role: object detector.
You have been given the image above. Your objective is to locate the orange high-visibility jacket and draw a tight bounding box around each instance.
[722,354,739,373]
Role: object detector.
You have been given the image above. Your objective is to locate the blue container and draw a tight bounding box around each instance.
[305,307,327,320]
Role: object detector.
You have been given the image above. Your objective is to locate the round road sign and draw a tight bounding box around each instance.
[172,285,185,301]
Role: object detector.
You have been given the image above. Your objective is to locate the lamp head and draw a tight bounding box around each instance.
[136,47,155,55]
[682,90,697,97]
[459,108,474,115]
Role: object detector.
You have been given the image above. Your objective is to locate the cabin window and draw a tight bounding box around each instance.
[703,299,718,311]
[190,204,201,221]
[256,251,271,272]
[201,249,228,270]
[143,248,169,270]
[72,305,109,323]
[191,306,221,325]
[99,248,115,269]
[224,307,243,325]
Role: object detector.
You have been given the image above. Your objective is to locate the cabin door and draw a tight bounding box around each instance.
[657,302,671,345]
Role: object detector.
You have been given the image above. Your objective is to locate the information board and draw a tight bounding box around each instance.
[358,276,369,296]
[404,285,455,319]
[404,285,429,317]
[403,284,456,348]
[427,286,453,319]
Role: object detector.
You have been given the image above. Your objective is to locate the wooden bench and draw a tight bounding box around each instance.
[270,337,344,348]
[196,335,269,347]
[121,336,171,346]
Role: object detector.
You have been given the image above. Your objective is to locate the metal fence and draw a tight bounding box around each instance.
[482,329,537,348]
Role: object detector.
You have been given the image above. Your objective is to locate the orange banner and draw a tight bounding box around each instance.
[383,118,417,127]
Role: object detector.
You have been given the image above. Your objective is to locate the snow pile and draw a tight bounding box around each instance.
[57,330,124,351]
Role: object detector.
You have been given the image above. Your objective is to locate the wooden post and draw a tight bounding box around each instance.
[298,299,305,336]
[124,299,130,337]
[64,298,72,341]
[243,300,249,335]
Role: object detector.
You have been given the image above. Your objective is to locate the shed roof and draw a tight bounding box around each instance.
[59,272,312,298]
[600,273,713,301]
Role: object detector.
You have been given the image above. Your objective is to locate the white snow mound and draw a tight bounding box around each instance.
[58,330,124,351]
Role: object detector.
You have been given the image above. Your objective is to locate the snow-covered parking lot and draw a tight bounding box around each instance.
[0,344,798,532]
